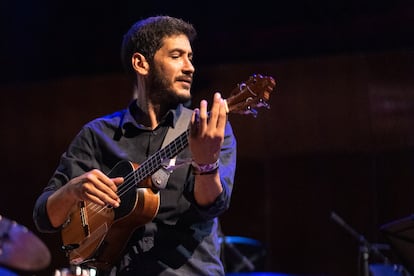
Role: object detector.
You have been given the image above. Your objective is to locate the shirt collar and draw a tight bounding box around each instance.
[122,100,186,131]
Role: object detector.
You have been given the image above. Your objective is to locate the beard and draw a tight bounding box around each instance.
[147,66,192,109]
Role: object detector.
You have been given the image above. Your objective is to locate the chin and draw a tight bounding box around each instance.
[177,89,191,100]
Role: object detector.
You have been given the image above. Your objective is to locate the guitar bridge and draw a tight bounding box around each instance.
[79,201,90,237]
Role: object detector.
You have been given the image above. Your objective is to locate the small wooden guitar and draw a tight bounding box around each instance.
[60,74,276,270]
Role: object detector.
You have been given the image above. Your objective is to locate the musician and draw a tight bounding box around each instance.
[32,15,237,275]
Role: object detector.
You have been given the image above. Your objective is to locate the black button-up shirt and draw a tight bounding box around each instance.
[33,101,237,275]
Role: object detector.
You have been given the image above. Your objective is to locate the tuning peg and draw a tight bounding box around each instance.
[251,98,270,110]
[259,98,271,110]
[246,106,258,117]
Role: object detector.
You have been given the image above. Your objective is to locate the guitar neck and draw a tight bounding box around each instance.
[133,128,190,182]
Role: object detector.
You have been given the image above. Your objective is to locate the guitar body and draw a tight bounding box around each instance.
[61,160,160,269]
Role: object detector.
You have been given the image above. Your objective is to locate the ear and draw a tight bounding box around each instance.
[131,53,149,75]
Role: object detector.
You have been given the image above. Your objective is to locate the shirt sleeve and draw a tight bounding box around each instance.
[187,121,237,220]
[32,126,96,233]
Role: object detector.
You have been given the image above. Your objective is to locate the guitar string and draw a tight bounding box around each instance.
[84,129,190,219]
[116,128,189,197]
[83,135,186,217]
[85,130,188,215]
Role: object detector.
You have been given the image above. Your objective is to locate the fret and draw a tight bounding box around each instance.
[129,130,190,187]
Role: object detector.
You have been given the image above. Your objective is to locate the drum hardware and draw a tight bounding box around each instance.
[218,235,266,273]
[220,236,256,272]
[330,211,410,276]
[380,214,414,275]
[218,220,267,273]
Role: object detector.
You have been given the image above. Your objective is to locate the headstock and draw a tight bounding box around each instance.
[225,74,276,117]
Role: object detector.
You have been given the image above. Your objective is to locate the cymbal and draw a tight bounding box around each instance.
[0,215,51,271]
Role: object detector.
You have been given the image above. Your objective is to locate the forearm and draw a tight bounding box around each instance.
[46,184,78,228]
[193,170,223,206]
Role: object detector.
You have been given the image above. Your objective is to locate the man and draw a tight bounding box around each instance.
[33,15,237,275]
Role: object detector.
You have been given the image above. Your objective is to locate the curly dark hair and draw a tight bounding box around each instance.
[121,15,197,80]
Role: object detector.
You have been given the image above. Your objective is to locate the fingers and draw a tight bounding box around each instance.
[75,169,122,208]
[216,96,228,132]
[192,92,226,131]
[208,93,221,128]
[208,92,228,133]
[198,99,208,132]
[189,92,226,164]
[190,108,200,137]
[213,93,228,131]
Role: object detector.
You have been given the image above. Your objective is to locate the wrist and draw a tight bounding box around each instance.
[191,159,219,175]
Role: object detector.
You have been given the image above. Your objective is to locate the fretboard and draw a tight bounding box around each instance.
[132,128,190,183]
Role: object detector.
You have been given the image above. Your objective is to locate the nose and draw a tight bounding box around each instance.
[183,57,195,74]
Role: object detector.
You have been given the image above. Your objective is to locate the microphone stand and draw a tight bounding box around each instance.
[330,211,391,276]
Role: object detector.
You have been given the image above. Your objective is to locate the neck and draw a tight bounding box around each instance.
[133,78,174,130]
[134,97,161,130]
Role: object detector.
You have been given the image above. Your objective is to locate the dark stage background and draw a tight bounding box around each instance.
[1,1,414,275]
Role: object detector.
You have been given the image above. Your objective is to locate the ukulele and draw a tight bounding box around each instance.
[60,73,276,270]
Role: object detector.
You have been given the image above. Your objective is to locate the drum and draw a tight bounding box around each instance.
[54,266,97,276]
[369,263,410,276]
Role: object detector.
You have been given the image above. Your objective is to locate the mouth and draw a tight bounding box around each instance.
[177,77,192,84]
[176,77,192,89]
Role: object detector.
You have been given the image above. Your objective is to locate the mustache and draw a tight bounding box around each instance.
[175,75,193,84]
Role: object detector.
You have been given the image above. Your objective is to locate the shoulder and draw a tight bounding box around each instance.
[83,109,127,131]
